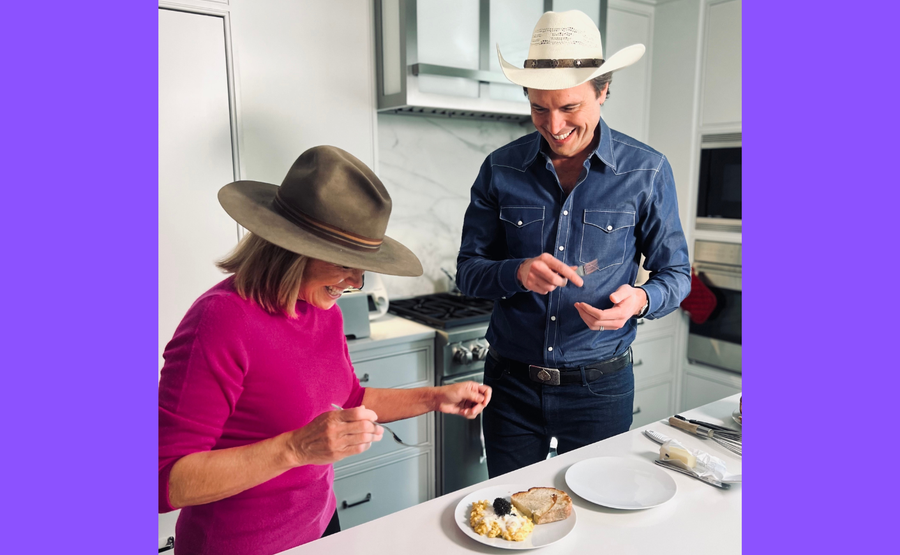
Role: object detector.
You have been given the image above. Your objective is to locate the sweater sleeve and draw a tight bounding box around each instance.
[340,338,366,409]
[158,292,250,513]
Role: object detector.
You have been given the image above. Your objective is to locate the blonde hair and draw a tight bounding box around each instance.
[217,233,309,318]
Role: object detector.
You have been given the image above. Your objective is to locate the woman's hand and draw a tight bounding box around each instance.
[285,405,384,467]
[434,382,492,419]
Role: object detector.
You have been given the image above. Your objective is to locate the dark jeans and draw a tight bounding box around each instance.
[482,352,635,478]
[321,509,340,538]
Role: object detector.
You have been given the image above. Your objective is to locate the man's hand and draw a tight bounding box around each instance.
[434,382,492,419]
[574,284,648,331]
[517,253,584,294]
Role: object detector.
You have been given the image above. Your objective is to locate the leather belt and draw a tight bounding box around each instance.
[488,347,632,386]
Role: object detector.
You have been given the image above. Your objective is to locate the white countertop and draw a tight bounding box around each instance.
[345,314,436,353]
[283,394,742,554]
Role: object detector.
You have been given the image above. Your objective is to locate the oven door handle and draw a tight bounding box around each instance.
[696,268,741,292]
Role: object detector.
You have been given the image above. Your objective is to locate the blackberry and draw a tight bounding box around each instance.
[493,497,512,516]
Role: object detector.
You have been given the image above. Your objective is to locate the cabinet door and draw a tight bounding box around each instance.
[602,0,654,142]
[700,0,742,127]
[333,452,432,529]
[682,371,741,411]
[158,8,238,372]
[631,335,674,384]
[352,345,431,388]
[631,381,672,429]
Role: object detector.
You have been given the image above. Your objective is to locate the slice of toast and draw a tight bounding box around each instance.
[511,487,572,524]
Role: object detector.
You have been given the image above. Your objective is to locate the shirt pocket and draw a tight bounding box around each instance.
[500,206,545,258]
[580,210,635,270]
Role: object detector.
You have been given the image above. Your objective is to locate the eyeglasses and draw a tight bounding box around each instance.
[331,263,365,292]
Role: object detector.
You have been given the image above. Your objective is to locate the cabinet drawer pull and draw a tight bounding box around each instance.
[633,359,644,367]
[341,493,372,509]
[358,373,370,383]
[632,406,642,415]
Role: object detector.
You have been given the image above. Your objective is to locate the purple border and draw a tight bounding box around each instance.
[2,1,157,552]
[5,1,894,553]
[748,1,896,553]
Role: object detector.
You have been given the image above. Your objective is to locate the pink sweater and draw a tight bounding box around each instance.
[158,278,365,555]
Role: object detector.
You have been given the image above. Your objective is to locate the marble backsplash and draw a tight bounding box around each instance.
[377,114,533,299]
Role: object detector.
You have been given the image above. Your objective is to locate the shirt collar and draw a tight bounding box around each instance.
[526,117,617,171]
[594,117,617,171]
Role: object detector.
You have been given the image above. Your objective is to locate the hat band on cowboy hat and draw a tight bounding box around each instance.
[218,145,423,277]
[497,10,645,91]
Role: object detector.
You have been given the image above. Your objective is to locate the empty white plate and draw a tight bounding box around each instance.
[565,457,677,510]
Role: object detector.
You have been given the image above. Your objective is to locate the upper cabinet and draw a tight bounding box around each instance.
[699,0,742,130]
[602,0,655,143]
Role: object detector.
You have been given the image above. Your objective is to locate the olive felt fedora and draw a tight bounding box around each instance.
[218,145,423,277]
[497,10,645,91]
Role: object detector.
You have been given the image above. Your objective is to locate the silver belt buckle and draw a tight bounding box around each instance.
[529,365,561,386]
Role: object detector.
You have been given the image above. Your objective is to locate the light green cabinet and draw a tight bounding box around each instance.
[334,336,436,529]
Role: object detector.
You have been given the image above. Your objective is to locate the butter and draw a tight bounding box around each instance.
[660,444,697,468]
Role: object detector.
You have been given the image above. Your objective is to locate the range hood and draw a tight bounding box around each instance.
[374,0,607,123]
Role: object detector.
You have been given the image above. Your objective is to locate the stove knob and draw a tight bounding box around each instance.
[471,343,489,361]
[453,345,473,364]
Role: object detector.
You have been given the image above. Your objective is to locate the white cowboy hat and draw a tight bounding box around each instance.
[497,10,646,91]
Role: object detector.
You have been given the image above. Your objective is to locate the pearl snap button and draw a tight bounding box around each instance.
[518,220,523,226]
[563,210,569,216]
[548,347,553,351]
[558,246,564,251]
[607,225,613,231]
[551,316,556,321]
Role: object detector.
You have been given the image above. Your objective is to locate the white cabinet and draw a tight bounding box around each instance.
[158,7,239,373]
[681,362,741,411]
[630,315,677,429]
[602,0,655,142]
[335,336,436,529]
[699,0,742,129]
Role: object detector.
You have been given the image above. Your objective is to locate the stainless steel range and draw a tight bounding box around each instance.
[388,293,493,495]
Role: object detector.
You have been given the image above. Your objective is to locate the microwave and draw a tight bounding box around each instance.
[696,133,741,233]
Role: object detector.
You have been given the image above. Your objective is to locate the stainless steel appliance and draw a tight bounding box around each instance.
[696,133,741,233]
[388,293,493,495]
[335,292,371,339]
[687,240,741,373]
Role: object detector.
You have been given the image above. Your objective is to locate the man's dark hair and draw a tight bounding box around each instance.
[522,74,613,99]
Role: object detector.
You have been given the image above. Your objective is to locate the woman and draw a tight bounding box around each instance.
[158,146,491,555]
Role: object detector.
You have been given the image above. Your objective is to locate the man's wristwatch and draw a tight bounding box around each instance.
[636,289,649,318]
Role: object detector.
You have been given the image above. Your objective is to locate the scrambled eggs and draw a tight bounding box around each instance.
[469,500,534,541]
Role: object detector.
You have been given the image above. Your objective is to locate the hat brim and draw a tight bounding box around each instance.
[218,181,423,277]
[497,43,646,90]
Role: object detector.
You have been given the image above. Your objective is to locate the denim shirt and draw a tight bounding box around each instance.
[456,118,690,367]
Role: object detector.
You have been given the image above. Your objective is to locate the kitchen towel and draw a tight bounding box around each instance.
[680,268,717,324]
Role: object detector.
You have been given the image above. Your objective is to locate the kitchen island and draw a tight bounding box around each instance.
[282,394,742,554]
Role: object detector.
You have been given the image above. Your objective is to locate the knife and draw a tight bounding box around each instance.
[673,414,741,435]
[654,460,731,489]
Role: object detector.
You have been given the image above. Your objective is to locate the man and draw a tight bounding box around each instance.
[456,10,690,478]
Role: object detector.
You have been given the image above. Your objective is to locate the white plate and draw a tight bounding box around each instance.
[732,408,742,426]
[454,484,577,550]
[565,457,677,510]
